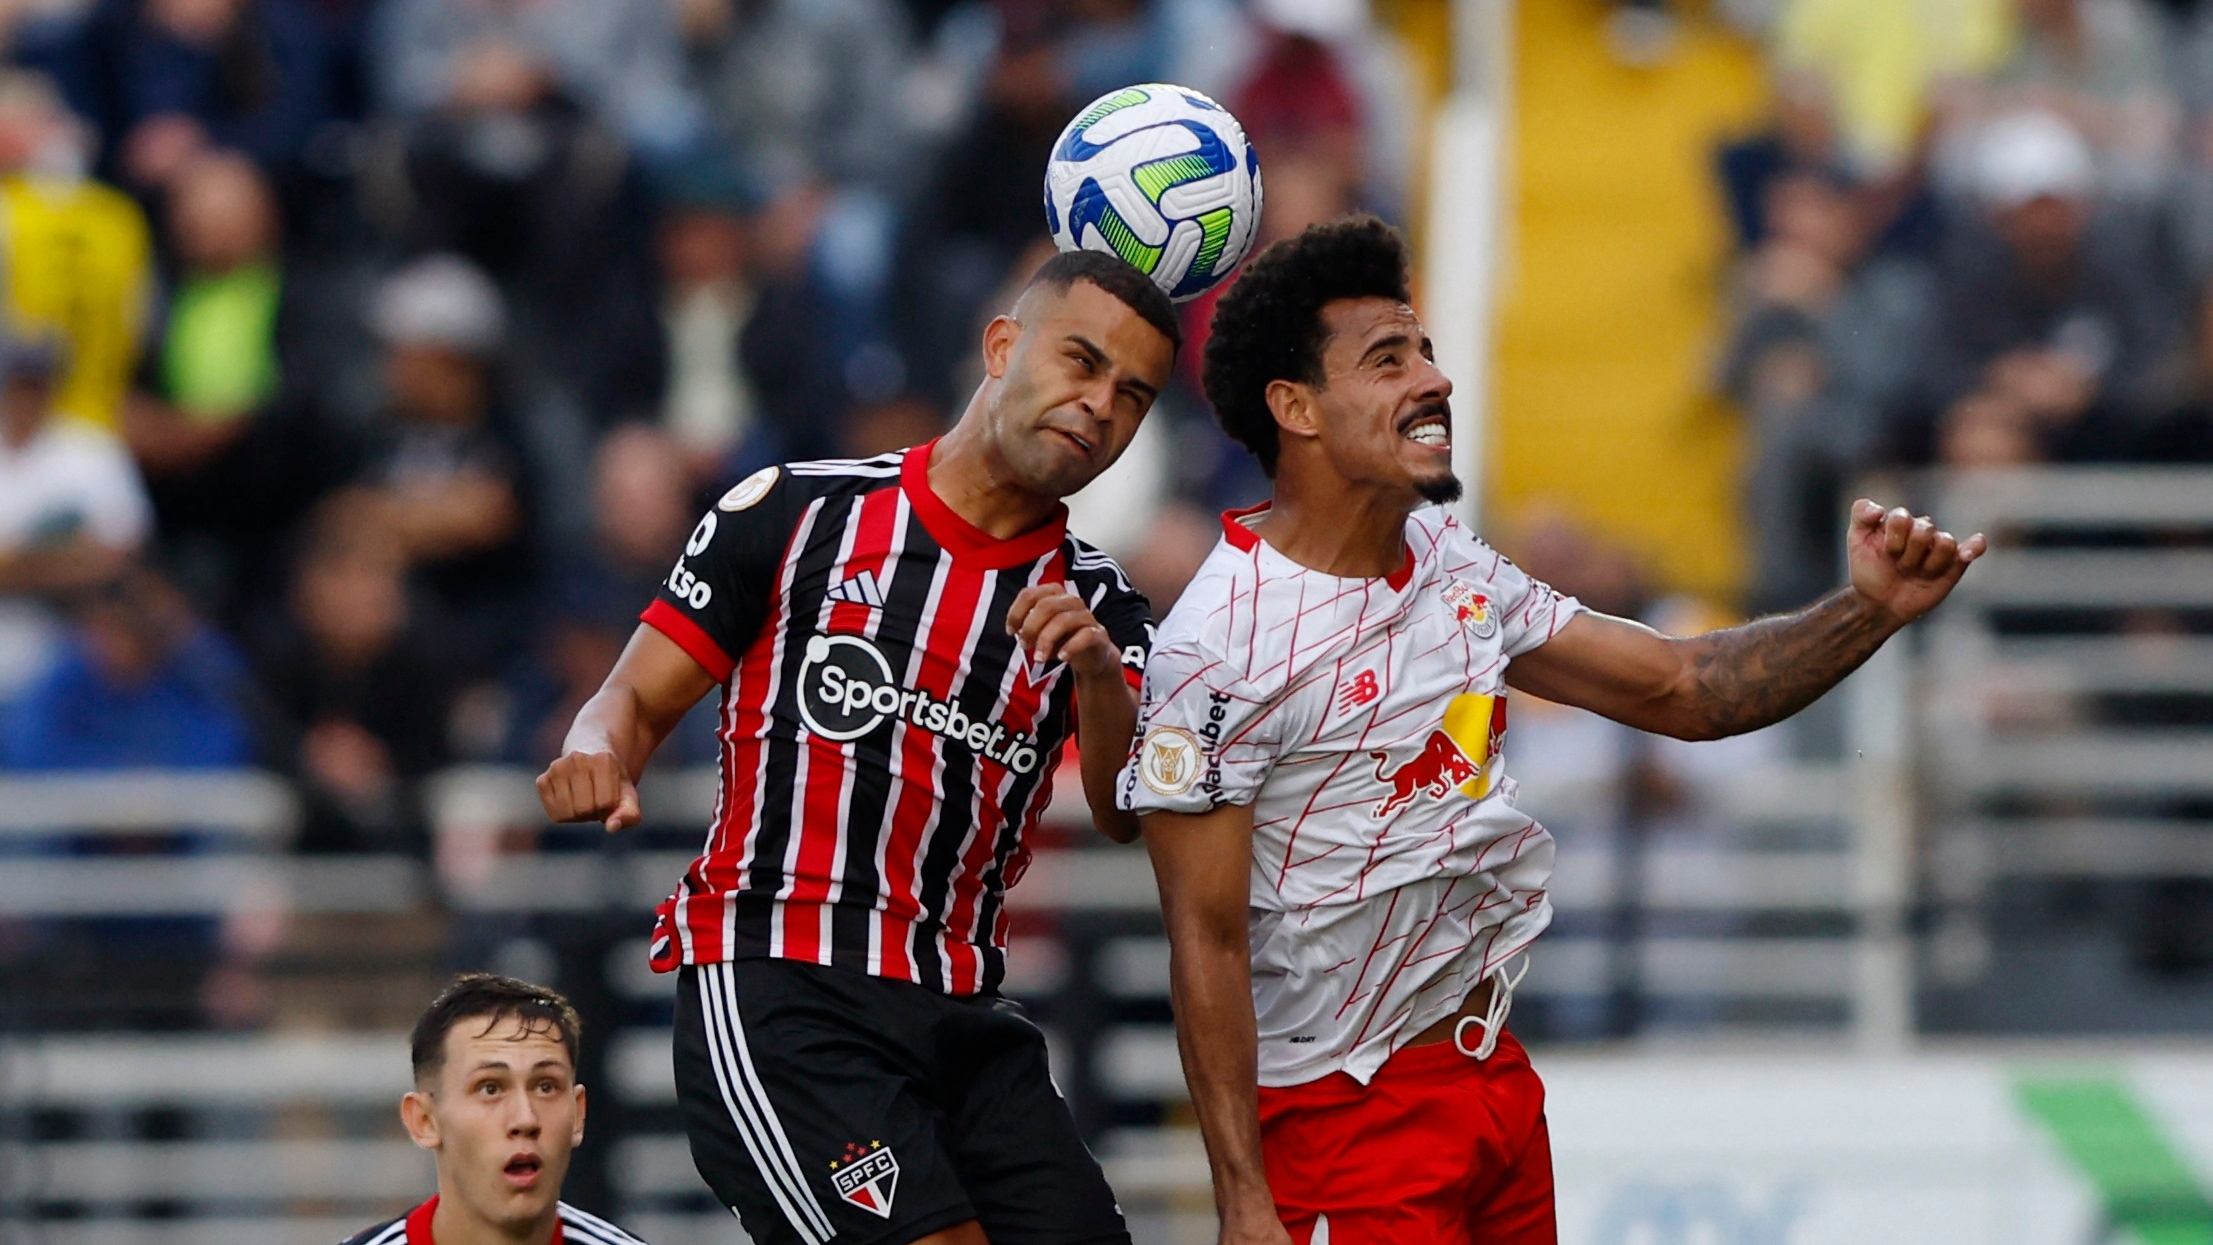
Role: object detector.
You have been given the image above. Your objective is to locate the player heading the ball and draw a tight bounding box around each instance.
[538,249,1183,1245]
[337,973,649,1245]
[1126,215,1985,1245]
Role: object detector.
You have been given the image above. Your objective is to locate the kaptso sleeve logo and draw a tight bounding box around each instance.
[686,512,718,556]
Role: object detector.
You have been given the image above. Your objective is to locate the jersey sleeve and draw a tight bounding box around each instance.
[1469,536,1585,658]
[641,466,796,682]
[1072,558,1154,691]
[1118,638,1285,814]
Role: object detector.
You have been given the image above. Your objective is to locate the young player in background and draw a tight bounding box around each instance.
[537,250,1177,1245]
[1125,216,1986,1245]
[339,973,648,1245]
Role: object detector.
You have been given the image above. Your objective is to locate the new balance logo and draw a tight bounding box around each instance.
[1336,669,1381,714]
[827,570,885,608]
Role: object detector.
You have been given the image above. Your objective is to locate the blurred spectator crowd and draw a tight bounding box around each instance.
[1720,0,2213,611]
[0,0,1424,853]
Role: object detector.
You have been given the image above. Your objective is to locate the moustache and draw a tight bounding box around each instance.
[1395,400,1452,434]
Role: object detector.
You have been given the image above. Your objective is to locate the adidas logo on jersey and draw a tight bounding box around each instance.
[826,570,885,608]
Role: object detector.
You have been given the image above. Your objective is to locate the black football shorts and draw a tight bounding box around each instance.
[673,959,1130,1245]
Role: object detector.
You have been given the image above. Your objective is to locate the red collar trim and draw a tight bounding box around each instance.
[1217,502,1416,590]
[902,439,1070,570]
[406,1195,564,1245]
[1219,502,1268,551]
[405,1195,439,1245]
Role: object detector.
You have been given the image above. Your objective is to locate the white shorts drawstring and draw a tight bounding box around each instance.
[1452,955,1531,1062]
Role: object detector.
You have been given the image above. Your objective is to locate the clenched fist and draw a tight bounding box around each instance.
[1007,583,1123,682]
[537,749,642,833]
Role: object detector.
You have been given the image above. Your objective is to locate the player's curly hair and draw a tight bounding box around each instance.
[1202,215,1413,476]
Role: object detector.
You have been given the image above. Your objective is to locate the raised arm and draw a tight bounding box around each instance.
[1010,583,1143,844]
[538,625,719,831]
[1143,802,1293,1245]
[1506,500,1986,741]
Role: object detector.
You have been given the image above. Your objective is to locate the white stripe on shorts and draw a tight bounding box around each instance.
[697,963,838,1244]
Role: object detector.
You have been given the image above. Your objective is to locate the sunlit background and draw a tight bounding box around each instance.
[3,0,2212,1242]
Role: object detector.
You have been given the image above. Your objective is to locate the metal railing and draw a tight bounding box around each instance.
[0,729,1916,1235]
[1917,467,2213,1019]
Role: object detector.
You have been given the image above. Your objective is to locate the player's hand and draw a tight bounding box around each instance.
[536,750,642,833]
[1846,498,1988,625]
[1007,584,1123,682]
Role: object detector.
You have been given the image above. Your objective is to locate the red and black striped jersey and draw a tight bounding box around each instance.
[338,1197,648,1245]
[639,442,1152,996]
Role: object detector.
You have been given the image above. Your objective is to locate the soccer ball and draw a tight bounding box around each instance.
[1044,83,1263,303]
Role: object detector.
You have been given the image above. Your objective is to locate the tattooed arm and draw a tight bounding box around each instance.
[1506,500,1988,741]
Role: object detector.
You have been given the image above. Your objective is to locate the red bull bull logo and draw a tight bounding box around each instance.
[1368,692,1507,819]
[1444,580,1498,639]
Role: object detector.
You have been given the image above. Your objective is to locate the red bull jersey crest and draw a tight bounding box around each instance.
[1120,505,1584,1087]
[1443,580,1498,638]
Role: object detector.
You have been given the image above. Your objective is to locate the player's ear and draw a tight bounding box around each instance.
[571,1083,587,1148]
[400,1089,441,1151]
[981,314,1021,380]
[1265,377,1321,443]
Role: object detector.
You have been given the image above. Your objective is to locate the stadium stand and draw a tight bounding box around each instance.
[7,0,2213,1241]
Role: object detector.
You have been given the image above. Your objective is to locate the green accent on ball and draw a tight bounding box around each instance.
[1095,209,1163,273]
[1133,152,1219,204]
[1071,87,1152,135]
[1189,207,1235,278]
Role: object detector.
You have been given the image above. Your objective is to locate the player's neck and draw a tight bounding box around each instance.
[427,1185,559,1245]
[925,427,1063,540]
[1252,484,1412,579]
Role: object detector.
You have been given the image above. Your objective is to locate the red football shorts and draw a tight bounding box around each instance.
[1256,1030,1555,1245]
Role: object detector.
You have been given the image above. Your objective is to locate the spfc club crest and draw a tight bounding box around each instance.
[829,1141,899,1218]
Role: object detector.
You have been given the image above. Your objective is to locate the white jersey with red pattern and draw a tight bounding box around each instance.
[1118,503,1583,1087]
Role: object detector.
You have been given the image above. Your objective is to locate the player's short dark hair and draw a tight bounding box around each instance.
[1202,214,1413,476]
[1025,249,1182,355]
[410,973,582,1086]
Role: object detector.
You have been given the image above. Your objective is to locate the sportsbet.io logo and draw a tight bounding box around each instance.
[797,633,1042,773]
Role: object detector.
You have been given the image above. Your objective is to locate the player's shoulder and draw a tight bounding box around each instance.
[333,1213,409,1245]
[1405,504,1484,557]
[709,451,905,516]
[1145,543,1283,697]
[1150,538,1248,648]
[781,449,907,486]
[1062,532,1141,597]
[1410,506,1527,585]
[556,1202,653,1245]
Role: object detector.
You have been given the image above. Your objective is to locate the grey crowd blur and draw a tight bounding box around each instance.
[1716,0,2213,611]
[0,0,1424,854]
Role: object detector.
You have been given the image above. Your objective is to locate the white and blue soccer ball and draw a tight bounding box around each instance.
[1044,83,1263,303]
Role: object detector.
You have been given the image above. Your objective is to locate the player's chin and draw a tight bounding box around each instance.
[483,1183,557,1228]
[1026,441,1111,497]
[1412,467,1464,507]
